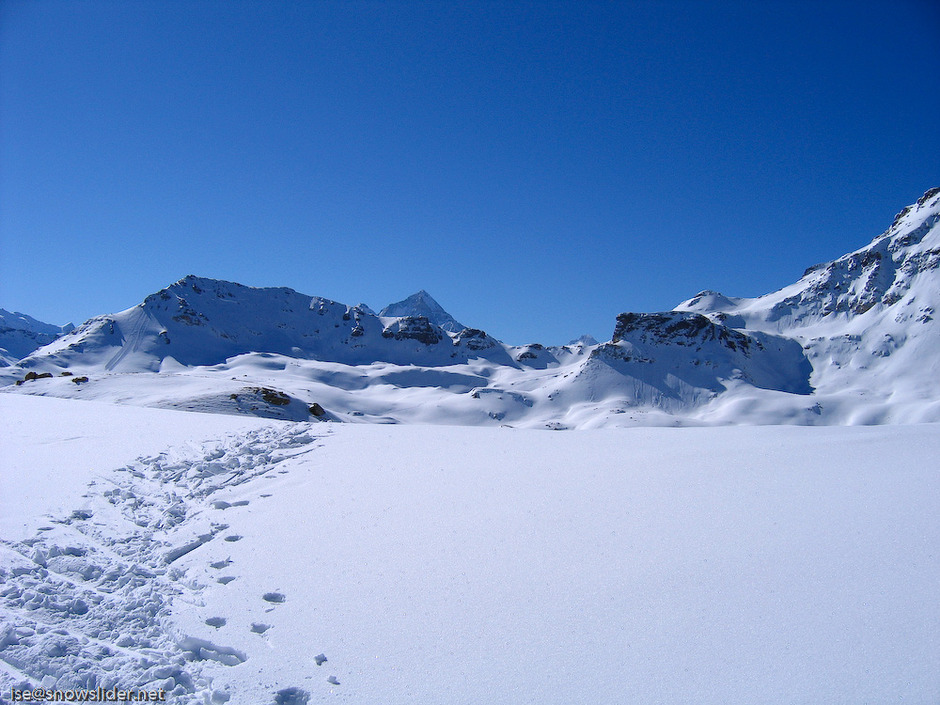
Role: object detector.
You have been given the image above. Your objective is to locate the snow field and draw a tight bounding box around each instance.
[1,395,938,703]
[0,395,277,542]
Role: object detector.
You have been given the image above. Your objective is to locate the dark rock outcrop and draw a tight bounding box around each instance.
[381,316,443,345]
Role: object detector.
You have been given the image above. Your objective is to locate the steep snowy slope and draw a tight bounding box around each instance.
[0,309,73,367]
[677,187,940,422]
[679,187,940,331]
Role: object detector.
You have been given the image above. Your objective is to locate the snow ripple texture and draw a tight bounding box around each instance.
[0,423,322,704]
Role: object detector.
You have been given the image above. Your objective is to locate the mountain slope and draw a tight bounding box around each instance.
[676,187,940,422]
[678,187,940,330]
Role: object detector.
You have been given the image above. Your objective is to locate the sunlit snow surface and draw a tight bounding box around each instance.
[1,395,938,704]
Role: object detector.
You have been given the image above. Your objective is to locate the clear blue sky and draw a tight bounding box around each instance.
[2,0,938,344]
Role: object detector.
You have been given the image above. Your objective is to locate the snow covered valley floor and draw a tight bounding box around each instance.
[1,395,938,704]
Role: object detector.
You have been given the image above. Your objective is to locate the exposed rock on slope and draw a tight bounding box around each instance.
[595,311,812,394]
[679,187,940,331]
[10,278,477,372]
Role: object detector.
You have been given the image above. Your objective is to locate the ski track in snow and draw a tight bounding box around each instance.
[0,423,323,704]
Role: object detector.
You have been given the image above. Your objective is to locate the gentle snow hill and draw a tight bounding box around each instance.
[3,188,939,426]
[0,394,938,704]
[0,308,73,367]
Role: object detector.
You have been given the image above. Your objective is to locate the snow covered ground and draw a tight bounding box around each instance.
[1,394,938,704]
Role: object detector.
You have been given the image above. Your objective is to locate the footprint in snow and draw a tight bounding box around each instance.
[205,617,226,628]
[217,576,237,585]
[262,592,285,604]
[273,687,309,705]
[210,559,233,569]
[223,535,242,542]
[250,623,271,634]
[314,653,327,666]
[327,676,340,686]
[211,500,249,510]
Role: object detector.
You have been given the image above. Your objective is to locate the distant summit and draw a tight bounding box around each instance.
[0,308,73,367]
[379,290,466,333]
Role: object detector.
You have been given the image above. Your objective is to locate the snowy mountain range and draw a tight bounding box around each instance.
[3,187,938,427]
[4,190,937,705]
[0,309,73,367]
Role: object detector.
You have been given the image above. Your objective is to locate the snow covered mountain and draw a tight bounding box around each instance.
[6,278,509,373]
[0,309,73,367]
[677,186,940,423]
[3,188,938,427]
[379,290,467,332]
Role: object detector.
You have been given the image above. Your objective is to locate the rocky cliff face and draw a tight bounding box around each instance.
[586,310,813,403]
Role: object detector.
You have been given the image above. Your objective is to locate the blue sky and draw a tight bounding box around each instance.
[1,0,938,345]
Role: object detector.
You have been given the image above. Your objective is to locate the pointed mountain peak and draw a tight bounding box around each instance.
[398,290,441,308]
[379,291,466,333]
